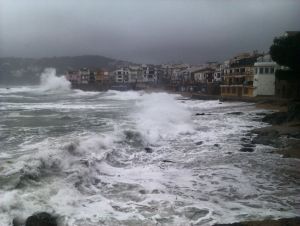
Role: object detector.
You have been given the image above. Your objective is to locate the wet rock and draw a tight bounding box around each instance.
[240,137,251,142]
[287,103,300,122]
[251,128,281,147]
[255,112,267,116]
[12,216,25,226]
[283,153,291,158]
[239,147,254,152]
[161,159,175,163]
[151,189,160,194]
[227,112,243,115]
[66,142,80,156]
[139,189,146,194]
[184,207,209,221]
[262,112,287,125]
[195,113,205,116]
[144,147,153,153]
[195,141,203,145]
[241,143,255,148]
[25,212,57,226]
[213,216,300,226]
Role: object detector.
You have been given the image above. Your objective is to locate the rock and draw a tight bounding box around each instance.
[251,128,281,147]
[183,207,209,221]
[227,112,243,115]
[161,159,175,163]
[287,103,300,122]
[214,144,220,147]
[255,112,267,116]
[240,137,251,142]
[195,113,205,116]
[241,143,255,148]
[239,147,254,152]
[195,141,203,145]
[213,216,300,226]
[12,216,25,226]
[262,112,287,125]
[25,212,57,226]
[214,223,243,226]
[144,147,153,153]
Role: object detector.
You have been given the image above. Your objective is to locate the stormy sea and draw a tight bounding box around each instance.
[0,70,299,226]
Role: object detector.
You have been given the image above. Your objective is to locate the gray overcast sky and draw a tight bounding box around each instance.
[0,0,299,64]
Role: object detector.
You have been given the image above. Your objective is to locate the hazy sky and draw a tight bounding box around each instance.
[0,0,299,64]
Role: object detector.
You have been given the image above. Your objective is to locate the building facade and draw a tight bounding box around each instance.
[221,52,261,97]
[253,54,278,96]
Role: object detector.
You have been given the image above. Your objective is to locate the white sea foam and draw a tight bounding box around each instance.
[133,92,194,144]
[1,90,299,225]
[105,90,145,100]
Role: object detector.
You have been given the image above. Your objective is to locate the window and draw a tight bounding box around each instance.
[255,68,258,74]
[270,67,275,74]
[265,67,269,74]
[241,68,245,73]
[232,87,236,93]
[259,67,264,74]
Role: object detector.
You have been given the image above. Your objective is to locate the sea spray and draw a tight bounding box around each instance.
[133,92,194,144]
[39,68,71,92]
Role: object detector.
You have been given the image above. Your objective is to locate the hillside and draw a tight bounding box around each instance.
[0,55,129,85]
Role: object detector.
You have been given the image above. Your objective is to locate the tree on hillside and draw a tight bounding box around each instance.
[270,32,300,71]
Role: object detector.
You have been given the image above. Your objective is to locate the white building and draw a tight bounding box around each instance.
[113,68,130,83]
[129,66,143,83]
[213,65,222,82]
[79,68,90,84]
[253,54,279,96]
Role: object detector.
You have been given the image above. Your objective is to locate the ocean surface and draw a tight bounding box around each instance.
[0,70,299,225]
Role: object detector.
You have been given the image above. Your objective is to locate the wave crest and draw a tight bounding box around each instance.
[40,68,71,92]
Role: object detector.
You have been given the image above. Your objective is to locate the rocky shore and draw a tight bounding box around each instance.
[252,102,300,158]
[214,217,300,226]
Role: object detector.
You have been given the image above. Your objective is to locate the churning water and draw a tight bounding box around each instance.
[0,70,299,225]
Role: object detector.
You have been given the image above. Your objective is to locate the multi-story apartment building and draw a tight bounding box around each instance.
[95,70,109,84]
[220,52,261,97]
[79,68,90,84]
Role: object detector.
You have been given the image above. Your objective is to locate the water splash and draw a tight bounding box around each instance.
[133,92,194,144]
[39,68,71,92]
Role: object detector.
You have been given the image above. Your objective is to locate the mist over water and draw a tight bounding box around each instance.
[0,84,299,225]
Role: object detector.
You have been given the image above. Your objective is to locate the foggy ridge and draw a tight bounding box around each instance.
[0,55,130,85]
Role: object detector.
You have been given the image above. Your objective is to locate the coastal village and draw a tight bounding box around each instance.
[65,31,300,100]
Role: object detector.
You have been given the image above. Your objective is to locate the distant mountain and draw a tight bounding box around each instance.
[0,55,130,85]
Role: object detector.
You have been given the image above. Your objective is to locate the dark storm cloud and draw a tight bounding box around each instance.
[0,0,300,64]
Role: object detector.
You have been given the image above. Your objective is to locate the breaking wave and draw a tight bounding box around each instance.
[133,92,194,144]
[39,68,71,92]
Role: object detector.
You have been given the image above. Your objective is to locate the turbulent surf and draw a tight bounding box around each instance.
[0,76,299,225]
